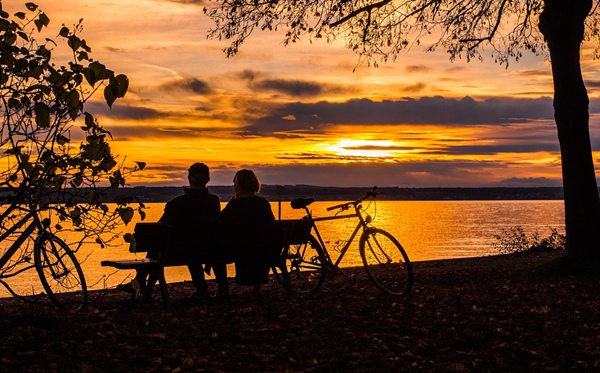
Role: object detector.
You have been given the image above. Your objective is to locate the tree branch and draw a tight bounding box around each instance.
[459,0,508,50]
[329,0,394,28]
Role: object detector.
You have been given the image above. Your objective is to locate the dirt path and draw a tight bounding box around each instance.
[1,250,598,372]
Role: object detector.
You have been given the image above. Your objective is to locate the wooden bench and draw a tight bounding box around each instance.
[101,219,312,307]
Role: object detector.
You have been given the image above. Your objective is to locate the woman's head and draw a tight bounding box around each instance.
[233,169,261,195]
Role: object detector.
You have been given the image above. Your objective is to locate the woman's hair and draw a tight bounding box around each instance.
[234,169,261,194]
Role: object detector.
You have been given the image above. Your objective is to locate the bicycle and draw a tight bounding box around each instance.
[274,187,413,296]
[0,202,87,310]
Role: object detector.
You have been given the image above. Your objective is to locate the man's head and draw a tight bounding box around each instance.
[188,162,210,187]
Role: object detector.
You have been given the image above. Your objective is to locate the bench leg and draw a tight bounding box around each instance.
[272,263,292,296]
[156,269,170,308]
[147,267,170,308]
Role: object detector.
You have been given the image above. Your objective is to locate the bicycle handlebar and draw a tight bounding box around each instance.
[326,187,379,211]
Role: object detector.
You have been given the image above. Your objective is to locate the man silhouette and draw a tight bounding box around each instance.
[118,163,228,299]
[158,163,227,298]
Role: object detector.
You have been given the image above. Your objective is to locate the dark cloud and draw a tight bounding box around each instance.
[344,145,416,151]
[587,80,600,88]
[160,78,213,95]
[240,96,555,136]
[238,69,339,98]
[403,83,427,93]
[107,124,233,140]
[85,102,167,120]
[496,177,562,187]
[253,79,324,97]
[165,0,207,4]
[209,161,560,188]
[405,65,432,73]
[515,70,549,77]
[442,143,560,155]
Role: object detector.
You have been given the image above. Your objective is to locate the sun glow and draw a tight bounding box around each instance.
[328,139,401,159]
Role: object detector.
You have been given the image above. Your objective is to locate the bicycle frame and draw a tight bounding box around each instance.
[0,211,39,275]
[299,198,374,282]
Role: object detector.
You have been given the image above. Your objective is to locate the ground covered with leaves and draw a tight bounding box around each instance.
[1,250,599,372]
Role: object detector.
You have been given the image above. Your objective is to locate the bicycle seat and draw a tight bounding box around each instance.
[290,198,315,209]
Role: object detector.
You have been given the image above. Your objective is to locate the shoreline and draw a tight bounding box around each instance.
[89,185,568,203]
[0,249,563,306]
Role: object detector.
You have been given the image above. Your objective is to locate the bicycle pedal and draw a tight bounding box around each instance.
[348,274,357,283]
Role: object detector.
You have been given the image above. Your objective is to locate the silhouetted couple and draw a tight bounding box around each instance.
[120,164,274,300]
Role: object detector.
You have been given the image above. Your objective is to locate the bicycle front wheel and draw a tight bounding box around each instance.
[273,234,325,294]
[34,233,87,310]
[359,228,413,296]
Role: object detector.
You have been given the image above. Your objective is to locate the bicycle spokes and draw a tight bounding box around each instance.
[364,236,390,264]
[35,234,87,310]
[278,235,325,294]
[360,229,413,296]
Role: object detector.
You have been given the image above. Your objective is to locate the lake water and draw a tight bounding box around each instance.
[0,200,565,297]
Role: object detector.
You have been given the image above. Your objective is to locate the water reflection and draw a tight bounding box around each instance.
[1,200,564,297]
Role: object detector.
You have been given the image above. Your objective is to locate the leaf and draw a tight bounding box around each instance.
[135,161,146,170]
[123,233,136,245]
[68,35,82,52]
[113,74,129,97]
[77,51,89,61]
[95,237,105,249]
[83,112,95,130]
[104,85,117,108]
[84,60,108,86]
[59,26,70,37]
[25,3,38,11]
[118,207,135,225]
[34,102,51,128]
[38,12,49,27]
[56,134,70,145]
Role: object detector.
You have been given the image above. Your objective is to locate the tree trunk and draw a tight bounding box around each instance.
[539,0,600,259]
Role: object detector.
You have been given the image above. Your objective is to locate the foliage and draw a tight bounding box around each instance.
[204,0,600,66]
[0,3,144,285]
[493,226,566,254]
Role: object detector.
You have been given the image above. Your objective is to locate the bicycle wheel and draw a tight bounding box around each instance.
[34,233,87,310]
[359,228,413,296]
[273,234,325,294]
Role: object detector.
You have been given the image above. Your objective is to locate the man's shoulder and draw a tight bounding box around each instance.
[170,188,220,202]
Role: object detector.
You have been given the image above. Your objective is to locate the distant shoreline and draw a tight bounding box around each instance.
[112,185,568,203]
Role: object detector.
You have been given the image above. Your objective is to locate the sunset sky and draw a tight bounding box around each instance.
[10,0,600,187]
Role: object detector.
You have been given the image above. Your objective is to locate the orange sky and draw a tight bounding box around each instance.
[7,0,600,187]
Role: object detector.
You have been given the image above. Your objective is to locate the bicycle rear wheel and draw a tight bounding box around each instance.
[359,228,413,296]
[273,234,325,294]
[34,233,87,310]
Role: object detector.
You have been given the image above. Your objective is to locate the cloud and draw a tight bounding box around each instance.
[85,102,167,120]
[443,143,560,155]
[107,124,236,140]
[240,96,555,136]
[165,0,207,5]
[253,79,324,97]
[496,177,563,187]
[515,70,550,77]
[217,161,562,188]
[160,77,213,95]
[237,69,341,98]
[405,65,432,73]
[403,83,427,93]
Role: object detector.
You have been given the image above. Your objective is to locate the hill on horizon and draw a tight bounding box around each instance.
[112,185,566,203]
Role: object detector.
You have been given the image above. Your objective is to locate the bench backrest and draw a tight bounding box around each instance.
[130,219,312,258]
[130,222,171,254]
